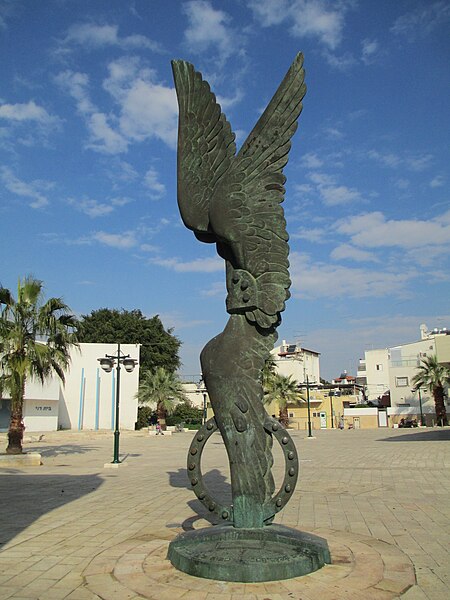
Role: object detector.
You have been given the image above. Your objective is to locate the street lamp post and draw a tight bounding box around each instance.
[329,391,334,428]
[197,376,208,425]
[412,386,425,427]
[202,391,207,425]
[306,375,313,437]
[98,343,137,464]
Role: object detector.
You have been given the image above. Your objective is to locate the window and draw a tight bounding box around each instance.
[396,376,409,387]
[376,364,383,371]
[289,412,294,418]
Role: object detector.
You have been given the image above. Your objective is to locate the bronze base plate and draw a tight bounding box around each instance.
[167,524,331,582]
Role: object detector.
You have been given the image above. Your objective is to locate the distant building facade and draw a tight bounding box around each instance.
[357,324,450,425]
[0,343,140,432]
[270,340,320,384]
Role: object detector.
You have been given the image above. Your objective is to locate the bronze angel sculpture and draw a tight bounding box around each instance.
[172,54,306,530]
[169,55,330,582]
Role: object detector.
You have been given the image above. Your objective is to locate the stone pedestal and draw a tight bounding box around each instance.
[0,452,42,467]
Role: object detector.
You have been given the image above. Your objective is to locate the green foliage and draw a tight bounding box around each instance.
[0,276,78,453]
[136,405,155,430]
[78,308,181,375]
[412,355,449,426]
[135,367,188,426]
[263,372,300,426]
[166,401,203,426]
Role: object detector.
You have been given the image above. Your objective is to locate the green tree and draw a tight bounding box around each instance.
[412,355,449,426]
[78,308,181,375]
[136,367,187,429]
[0,276,78,454]
[166,401,203,427]
[263,372,300,427]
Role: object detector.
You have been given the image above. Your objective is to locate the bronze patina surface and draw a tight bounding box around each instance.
[168,54,330,582]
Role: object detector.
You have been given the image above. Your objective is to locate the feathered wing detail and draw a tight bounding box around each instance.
[171,60,236,238]
[211,53,306,328]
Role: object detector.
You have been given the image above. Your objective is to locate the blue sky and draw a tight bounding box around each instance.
[1,0,449,381]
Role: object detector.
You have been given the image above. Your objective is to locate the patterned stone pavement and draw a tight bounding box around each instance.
[0,426,449,599]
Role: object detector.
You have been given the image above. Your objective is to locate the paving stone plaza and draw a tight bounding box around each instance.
[0,426,449,599]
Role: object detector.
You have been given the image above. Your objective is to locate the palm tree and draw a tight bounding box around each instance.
[136,367,187,430]
[0,276,78,454]
[263,372,300,427]
[412,355,449,426]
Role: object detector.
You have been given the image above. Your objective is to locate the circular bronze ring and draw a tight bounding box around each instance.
[186,417,233,522]
[186,415,299,525]
[262,415,299,521]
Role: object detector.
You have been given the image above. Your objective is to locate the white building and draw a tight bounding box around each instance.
[0,343,140,432]
[357,324,450,424]
[357,348,390,402]
[181,380,208,411]
[270,340,320,384]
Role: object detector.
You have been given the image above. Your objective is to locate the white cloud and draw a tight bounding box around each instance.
[200,281,225,297]
[430,175,445,188]
[406,154,433,172]
[143,167,166,198]
[63,23,161,51]
[306,171,363,206]
[151,256,223,273]
[368,149,433,172]
[394,178,410,190]
[319,184,361,206]
[0,100,55,123]
[391,2,450,37]
[291,227,325,243]
[289,251,414,299]
[367,150,401,168]
[0,166,50,208]
[56,62,177,153]
[55,71,95,115]
[248,0,288,26]
[118,79,177,148]
[361,38,379,64]
[323,126,344,139]
[69,198,114,218]
[335,210,450,250]
[86,112,128,154]
[321,49,357,70]
[55,70,127,154]
[330,244,379,263]
[294,183,314,194]
[250,0,353,50]
[92,230,137,249]
[302,152,323,169]
[104,57,178,149]
[183,0,237,62]
[308,172,335,185]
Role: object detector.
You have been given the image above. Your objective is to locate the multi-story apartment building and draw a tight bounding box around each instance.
[270,340,320,384]
[357,324,450,425]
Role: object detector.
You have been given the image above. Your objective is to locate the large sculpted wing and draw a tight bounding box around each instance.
[171,60,236,241]
[212,53,306,329]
